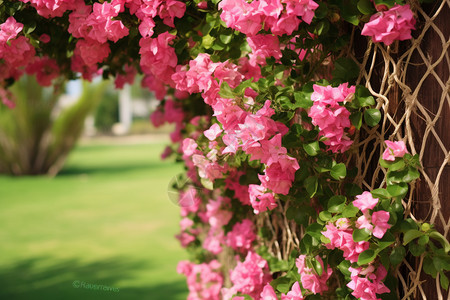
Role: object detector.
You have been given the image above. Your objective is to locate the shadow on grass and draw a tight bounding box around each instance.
[0,256,187,300]
[58,161,171,177]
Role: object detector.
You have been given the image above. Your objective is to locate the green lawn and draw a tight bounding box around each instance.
[0,139,188,300]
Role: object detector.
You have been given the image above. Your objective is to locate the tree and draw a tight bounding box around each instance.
[0,76,107,175]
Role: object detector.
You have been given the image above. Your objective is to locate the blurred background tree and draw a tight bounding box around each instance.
[93,89,119,134]
[0,76,107,176]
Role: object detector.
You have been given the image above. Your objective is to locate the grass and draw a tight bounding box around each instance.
[0,139,188,300]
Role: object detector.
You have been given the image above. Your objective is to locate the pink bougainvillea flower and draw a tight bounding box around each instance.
[371,210,391,239]
[308,83,355,153]
[230,251,272,299]
[226,219,256,252]
[347,265,390,300]
[353,191,379,213]
[182,138,198,156]
[204,123,223,141]
[177,260,223,300]
[260,283,278,300]
[281,281,303,300]
[296,255,332,294]
[248,184,278,214]
[356,215,374,232]
[382,140,408,161]
[361,4,416,46]
[0,16,23,42]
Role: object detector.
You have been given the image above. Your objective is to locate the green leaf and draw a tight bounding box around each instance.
[388,159,406,171]
[353,228,372,242]
[219,34,232,44]
[387,183,408,197]
[371,188,391,199]
[358,249,376,265]
[331,163,346,180]
[390,246,406,265]
[312,259,324,276]
[418,235,429,246]
[293,92,313,109]
[319,210,332,221]
[337,260,352,276]
[399,219,419,232]
[350,111,362,130]
[429,231,450,253]
[303,141,320,156]
[328,195,346,213]
[219,82,234,99]
[200,178,213,190]
[332,58,360,83]
[342,203,359,218]
[409,242,426,257]
[271,277,291,293]
[202,34,215,49]
[357,0,375,14]
[306,223,324,239]
[403,230,423,245]
[304,176,318,198]
[355,85,375,107]
[378,231,395,250]
[364,108,381,127]
[344,183,363,197]
[423,256,438,278]
[440,272,449,290]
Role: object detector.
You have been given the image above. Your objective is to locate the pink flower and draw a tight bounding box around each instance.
[353,191,379,213]
[261,284,278,300]
[25,56,59,86]
[296,255,332,294]
[248,184,278,214]
[177,260,223,300]
[282,0,319,24]
[362,4,416,46]
[139,32,178,83]
[39,33,51,43]
[281,281,303,300]
[203,228,225,254]
[74,39,110,66]
[371,210,391,239]
[356,215,374,232]
[204,123,223,141]
[114,64,137,89]
[182,138,198,156]
[247,34,282,66]
[0,17,23,42]
[321,223,369,263]
[158,0,186,27]
[226,219,256,252]
[347,265,390,300]
[139,17,155,38]
[230,251,272,299]
[308,84,355,153]
[382,140,408,161]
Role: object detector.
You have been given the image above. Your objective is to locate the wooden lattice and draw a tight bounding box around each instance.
[353,1,450,298]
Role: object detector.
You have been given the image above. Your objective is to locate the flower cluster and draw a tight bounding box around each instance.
[295,255,332,295]
[362,4,416,46]
[219,0,319,36]
[225,251,271,299]
[0,17,35,85]
[322,217,370,263]
[308,83,355,153]
[177,260,224,300]
[347,265,390,300]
